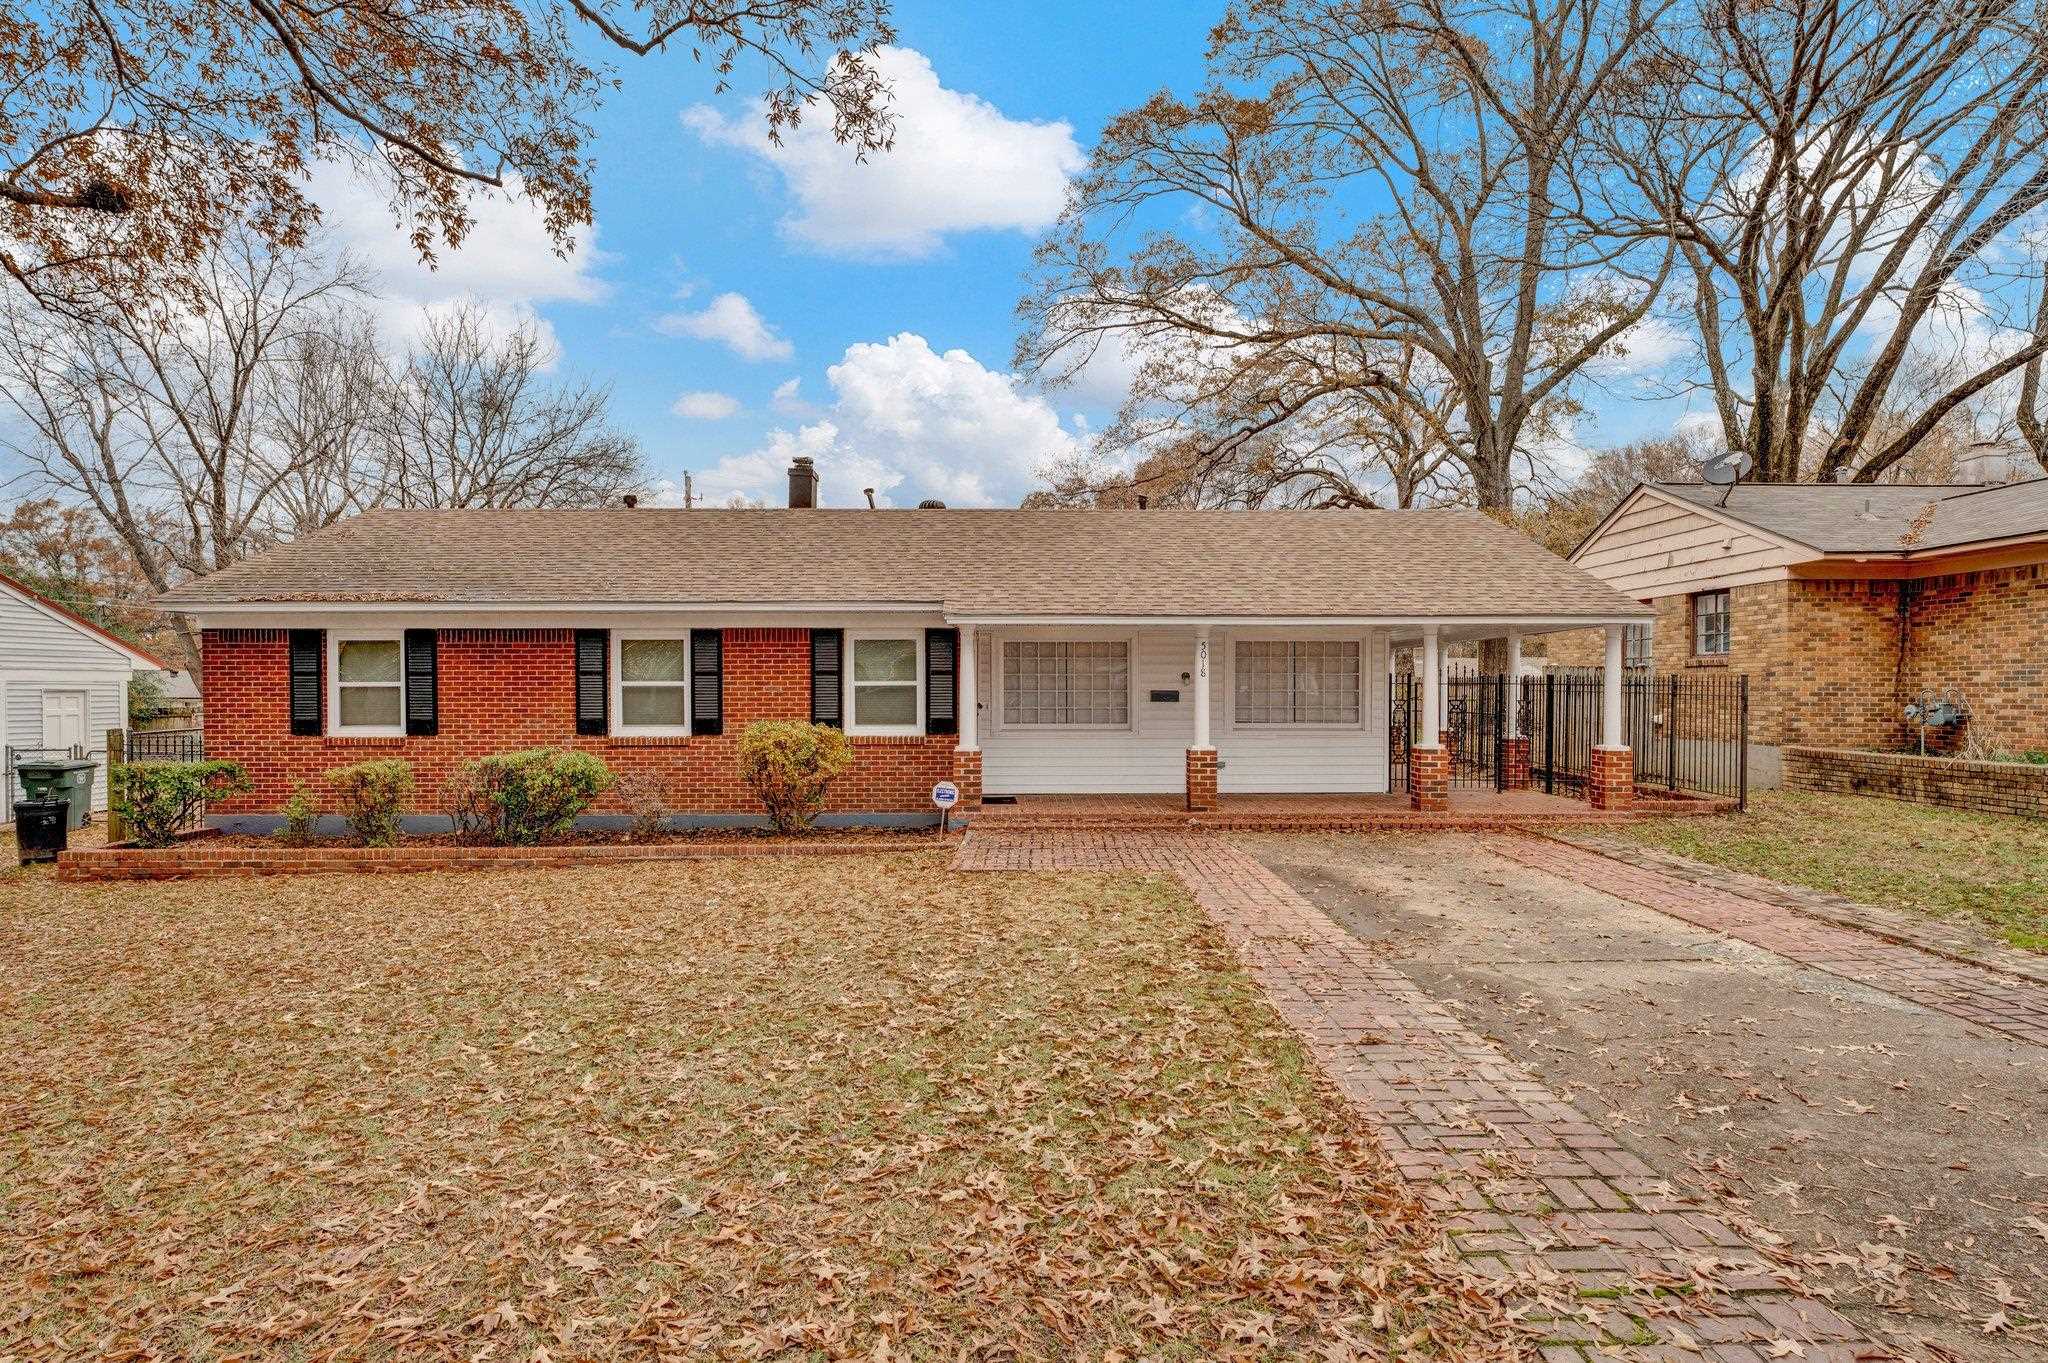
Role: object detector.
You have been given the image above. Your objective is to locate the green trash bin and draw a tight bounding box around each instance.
[16,758,97,831]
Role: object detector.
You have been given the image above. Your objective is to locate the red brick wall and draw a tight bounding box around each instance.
[201,627,952,816]
[1901,564,2048,754]
[1542,563,2048,756]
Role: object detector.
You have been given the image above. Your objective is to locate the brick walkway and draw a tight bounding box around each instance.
[1492,833,2048,1049]
[955,830,1892,1362]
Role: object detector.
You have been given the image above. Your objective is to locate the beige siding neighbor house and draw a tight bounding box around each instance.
[1551,479,2048,785]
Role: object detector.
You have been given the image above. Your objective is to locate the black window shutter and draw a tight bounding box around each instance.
[690,629,723,736]
[403,629,438,736]
[574,629,608,736]
[810,628,843,727]
[288,629,324,737]
[925,628,959,735]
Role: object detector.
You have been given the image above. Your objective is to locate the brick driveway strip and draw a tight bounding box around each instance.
[1489,833,2048,1049]
[955,830,1896,1362]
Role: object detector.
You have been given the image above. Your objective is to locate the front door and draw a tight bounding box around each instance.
[41,690,88,752]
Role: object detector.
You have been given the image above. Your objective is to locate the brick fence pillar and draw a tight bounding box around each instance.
[951,747,983,812]
[1588,745,1634,812]
[1185,747,1218,812]
[1502,736,1532,791]
[1408,745,1450,813]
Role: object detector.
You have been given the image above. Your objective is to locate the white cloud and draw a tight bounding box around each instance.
[671,390,741,420]
[683,47,1084,258]
[306,160,607,356]
[652,333,1084,507]
[771,376,820,418]
[656,292,794,362]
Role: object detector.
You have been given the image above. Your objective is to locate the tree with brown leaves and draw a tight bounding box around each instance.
[1619,0,2048,482]
[1018,0,1685,514]
[0,0,894,311]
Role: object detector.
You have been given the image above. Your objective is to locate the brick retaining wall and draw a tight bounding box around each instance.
[1783,745,2048,820]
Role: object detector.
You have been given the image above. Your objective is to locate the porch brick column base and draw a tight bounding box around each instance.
[1185,748,1218,812]
[951,748,983,811]
[1408,745,1450,813]
[1502,736,1532,791]
[1588,745,1634,812]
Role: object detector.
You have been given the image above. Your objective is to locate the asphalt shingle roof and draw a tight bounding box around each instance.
[1654,479,2048,555]
[158,507,1650,620]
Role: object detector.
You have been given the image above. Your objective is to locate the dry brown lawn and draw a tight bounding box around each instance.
[0,854,1512,1361]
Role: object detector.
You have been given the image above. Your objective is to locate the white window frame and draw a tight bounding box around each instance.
[843,629,924,736]
[610,629,693,738]
[1226,633,1368,731]
[328,631,408,737]
[996,636,1137,731]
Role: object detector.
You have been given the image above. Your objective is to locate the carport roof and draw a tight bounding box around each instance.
[158,507,1651,621]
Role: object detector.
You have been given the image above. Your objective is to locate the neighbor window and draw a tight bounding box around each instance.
[850,635,920,730]
[334,637,404,732]
[617,636,688,731]
[1002,640,1130,726]
[1235,639,1362,725]
[1624,622,1654,669]
[1692,590,1731,656]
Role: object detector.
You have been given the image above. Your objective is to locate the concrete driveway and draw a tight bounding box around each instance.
[1241,831,2048,1363]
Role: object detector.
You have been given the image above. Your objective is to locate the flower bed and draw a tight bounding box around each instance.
[56,826,956,882]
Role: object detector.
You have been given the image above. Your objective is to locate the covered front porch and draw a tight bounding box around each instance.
[941,617,1647,816]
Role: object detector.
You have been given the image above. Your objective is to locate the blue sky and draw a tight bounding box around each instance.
[310,2,1688,506]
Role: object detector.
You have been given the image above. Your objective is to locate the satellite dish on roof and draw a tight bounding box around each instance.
[1698,449,1754,486]
[1698,448,1755,507]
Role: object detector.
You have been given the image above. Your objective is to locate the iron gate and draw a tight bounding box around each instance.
[1392,671,1748,807]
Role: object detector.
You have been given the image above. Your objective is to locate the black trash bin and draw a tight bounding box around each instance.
[13,799,69,865]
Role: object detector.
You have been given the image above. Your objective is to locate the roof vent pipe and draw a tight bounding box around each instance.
[863,487,876,509]
[621,493,638,508]
[788,456,819,509]
[917,499,946,509]
[1137,494,1149,509]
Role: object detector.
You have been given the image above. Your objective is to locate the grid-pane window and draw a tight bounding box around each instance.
[1692,590,1731,656]
[852,637,919,728]
[1235,640,1361,725]
[1624,623,1654,669]
[336,639,402,729]
[1002,640,1130,726]
[620,638,688,729]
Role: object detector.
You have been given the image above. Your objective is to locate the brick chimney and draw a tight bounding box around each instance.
[788,456,819,508]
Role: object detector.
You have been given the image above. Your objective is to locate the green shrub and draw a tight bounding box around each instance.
[277,784,319,845]
[446,748,613,845]
[325,759,414,846]
[112,760,253,848]
[736,720,853,834]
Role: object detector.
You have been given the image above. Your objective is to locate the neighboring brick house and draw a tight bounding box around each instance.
[157,458,1652,827]
[1550,479,2048,785]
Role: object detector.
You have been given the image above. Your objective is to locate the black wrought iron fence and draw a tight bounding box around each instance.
[1392,671,1748,807]
[124,728,204,763]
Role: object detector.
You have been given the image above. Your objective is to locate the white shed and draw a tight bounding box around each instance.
[1,570,170,818]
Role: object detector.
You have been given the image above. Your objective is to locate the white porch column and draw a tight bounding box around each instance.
[1192,626,1213,749]
[1418,626,1442,746]
[956,624,977,749]
[1504,630,1523,738]
[1603,625,1625,748]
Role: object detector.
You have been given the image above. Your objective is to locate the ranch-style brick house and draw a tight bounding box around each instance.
[158,459,1654,827]
[1550,477,2048,783]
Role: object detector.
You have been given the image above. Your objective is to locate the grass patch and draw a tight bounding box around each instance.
[0,854,1512,1360]
[1616,791,2048,952]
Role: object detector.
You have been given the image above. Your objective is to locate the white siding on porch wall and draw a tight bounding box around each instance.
[975,626,1390,795]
